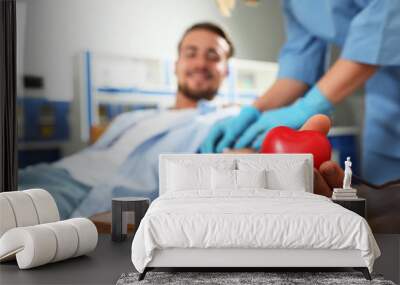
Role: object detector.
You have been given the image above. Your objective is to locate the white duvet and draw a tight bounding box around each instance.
[131,190,380,273]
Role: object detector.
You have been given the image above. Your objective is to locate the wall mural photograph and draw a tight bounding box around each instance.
[1,0,399,284]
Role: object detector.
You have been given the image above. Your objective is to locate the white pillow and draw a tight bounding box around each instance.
[211,169,268,190]
[236,169,267,189]
[166,159,236,192]
[238,159,307,191]
[267,166,306,191]
[167,162,210,191]
[211,168,236,190]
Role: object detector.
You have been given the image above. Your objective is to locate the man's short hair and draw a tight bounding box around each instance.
[178,22,234,58]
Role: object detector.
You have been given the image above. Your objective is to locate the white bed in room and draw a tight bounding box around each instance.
[131,154,380,280]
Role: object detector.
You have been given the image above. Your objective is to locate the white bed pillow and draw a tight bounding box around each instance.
[167,162,210,191]
[211,169,236,190]
[266,166,306,191]
[238,159,307,191]
[166,159,236,192]
[211,169,267,191]
[236,169,267,189]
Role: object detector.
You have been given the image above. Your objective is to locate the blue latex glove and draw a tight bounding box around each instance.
[200,105,261,153]
[235,86,334,150]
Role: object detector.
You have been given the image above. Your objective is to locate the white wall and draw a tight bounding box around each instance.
[18,0,284,101]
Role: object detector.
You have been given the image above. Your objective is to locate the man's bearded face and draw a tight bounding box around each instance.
[176,29,229,102]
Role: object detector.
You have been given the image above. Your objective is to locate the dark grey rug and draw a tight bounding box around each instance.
[116,272,396,285]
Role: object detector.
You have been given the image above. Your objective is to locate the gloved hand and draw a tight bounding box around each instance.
[200,105,261,153]
[234,86,334,150]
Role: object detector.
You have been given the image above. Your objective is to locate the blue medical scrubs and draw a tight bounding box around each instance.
[278,0,400,184]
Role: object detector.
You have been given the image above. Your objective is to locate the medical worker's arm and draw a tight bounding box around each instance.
[250,0,327,113]
[242,60,376,145]
[318,59,377,104]
[252,79,308,111]
[322,0,400,102]
[252,59,376,111]
[261,0,394,110]
[235,0,384,150]
[238,59,377,149]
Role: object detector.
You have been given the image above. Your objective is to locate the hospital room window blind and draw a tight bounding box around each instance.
[0,0,17,192]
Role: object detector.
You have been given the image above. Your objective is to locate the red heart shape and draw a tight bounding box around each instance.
[260,126,331,169]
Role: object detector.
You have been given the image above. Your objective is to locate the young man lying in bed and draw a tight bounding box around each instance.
[18,22,237,219]
[19,22,346,220]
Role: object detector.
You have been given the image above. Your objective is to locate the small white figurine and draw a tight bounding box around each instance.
[332,157,358,199]
[343,157,352,189]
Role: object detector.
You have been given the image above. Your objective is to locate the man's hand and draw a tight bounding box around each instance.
[299,114,344,197]
[314,161,344,197]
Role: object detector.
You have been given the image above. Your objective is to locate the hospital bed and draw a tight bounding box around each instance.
[131,154,380,281]
[75,51,278,144]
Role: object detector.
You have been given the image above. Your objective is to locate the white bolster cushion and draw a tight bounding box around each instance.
[42,221,79,262]
[0,226,57,268]
[0,218,98,269]
[24,189,60,223]
[0,191,39,227]
[64,218,98,257]
[0,196,17,237]
[0,189,60,238]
